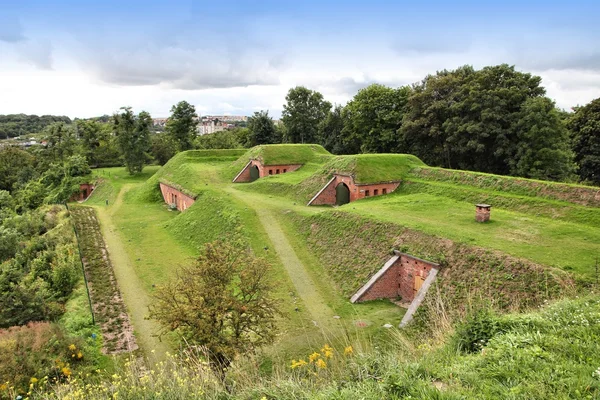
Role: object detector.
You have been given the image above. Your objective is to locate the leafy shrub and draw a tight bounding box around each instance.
[452,308,503,353]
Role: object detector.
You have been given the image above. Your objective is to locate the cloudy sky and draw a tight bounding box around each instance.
[1,0,599,118]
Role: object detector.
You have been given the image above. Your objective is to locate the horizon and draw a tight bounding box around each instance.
[1,0,600,119]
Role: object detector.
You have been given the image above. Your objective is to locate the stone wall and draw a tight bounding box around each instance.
[159,182,196,211]
[233,159,303,182]
[308,174,401,205]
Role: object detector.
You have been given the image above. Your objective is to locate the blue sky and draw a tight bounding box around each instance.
[1,0,599,118]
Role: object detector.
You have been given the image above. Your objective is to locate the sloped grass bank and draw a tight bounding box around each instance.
[413,166,600,207]
[402,179,600,227]
[41,295,600,399]
[286,211,573,314]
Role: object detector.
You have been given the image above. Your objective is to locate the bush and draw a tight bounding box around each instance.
[452,308,503,353]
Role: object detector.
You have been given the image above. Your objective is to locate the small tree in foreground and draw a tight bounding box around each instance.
[149,240,279,377]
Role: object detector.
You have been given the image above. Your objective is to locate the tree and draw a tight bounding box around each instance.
[149,240,279,376]
[44,122,76,162]
[401,64,560,177]
[196,128,248,150]
[318,104,346,154]
[151,132,178,165]
[113,107,151,174]
[511,97,575,181]
[568,98,600,185]
[341,84,411,154]
[282,86,331,144]
[0,146,35,192]
[166,101,198,151]
[247,110,276,146]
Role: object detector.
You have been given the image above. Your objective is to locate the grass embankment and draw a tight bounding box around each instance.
[287,211,573,314]
[41,295,600,399]
[69,206,137,354]
[237,153,425,203]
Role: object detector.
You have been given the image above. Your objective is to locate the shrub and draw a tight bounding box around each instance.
[452,308,503,353]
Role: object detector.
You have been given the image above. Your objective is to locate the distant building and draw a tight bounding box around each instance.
[152,118,168,127]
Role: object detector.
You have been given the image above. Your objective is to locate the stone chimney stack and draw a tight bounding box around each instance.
[475,204,491,223]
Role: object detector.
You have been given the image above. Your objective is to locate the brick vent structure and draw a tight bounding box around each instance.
[159,182,196,211]
[307,174,401,206]
[475,204,491,222]
[351,251,439,303]
[233,159,303,183]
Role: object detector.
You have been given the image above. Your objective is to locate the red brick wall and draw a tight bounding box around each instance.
[357,262,402,302]
[159,182,195,211]
[353,253,437,303]
[397,254,434,302]
[233,160,303,182]
[309,174,401,205]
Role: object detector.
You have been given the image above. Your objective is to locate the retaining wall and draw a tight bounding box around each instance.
[159,182,196,211]
[233,159,303,182]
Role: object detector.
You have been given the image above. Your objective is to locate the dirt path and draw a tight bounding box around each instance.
[226,188,335,329]
[93,184,171,359]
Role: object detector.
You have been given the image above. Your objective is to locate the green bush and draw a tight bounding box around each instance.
[452,308,503,353]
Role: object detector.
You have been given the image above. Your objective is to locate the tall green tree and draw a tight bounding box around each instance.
[166,101,198,151]
[45,122,76,162]
[113,107,151,174]
[318,104,346,154]
[511,97,575,181]
[401,64,573,179]
[0,147,35,192]
[568,98,600,185]
[247,110,276,146]
[341,84,411,154]
[151,132,178,165]
[150,240,279,377]
[282,86,331,144]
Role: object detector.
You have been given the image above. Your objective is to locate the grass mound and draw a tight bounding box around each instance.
[224,144,333,180]
[136,150,244,202]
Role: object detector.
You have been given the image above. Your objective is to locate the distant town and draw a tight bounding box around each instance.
[152,115,279,135]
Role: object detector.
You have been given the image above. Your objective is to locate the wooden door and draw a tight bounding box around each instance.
[414,275,425,295]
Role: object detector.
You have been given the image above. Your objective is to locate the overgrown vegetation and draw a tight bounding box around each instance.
[69,206,137,353]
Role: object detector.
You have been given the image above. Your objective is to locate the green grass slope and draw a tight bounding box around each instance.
[224,144,333,180]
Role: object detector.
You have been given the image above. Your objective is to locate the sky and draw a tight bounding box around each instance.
[1,0,599,119]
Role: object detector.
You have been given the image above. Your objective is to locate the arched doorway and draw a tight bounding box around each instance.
[335,182,350,205]
[249,165,260,182]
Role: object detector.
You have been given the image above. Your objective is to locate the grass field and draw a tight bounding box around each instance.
[79,146,600,367]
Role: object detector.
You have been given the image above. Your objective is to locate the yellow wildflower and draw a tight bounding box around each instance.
[77,352,83,359]
[315,359,327,369]
[30,377,38,384]
[308,352,320,363]
[68,344,77,351]
[344,346,354,356]
[290,359,307,369]
[321,344,334,358]
[62,367,72,377]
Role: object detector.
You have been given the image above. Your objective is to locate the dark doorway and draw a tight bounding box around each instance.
[250,165,260,182]
[335,183,350,205]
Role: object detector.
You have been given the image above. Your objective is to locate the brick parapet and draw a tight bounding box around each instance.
[159,182,196,211]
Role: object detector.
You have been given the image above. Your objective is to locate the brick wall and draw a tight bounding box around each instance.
[308,174,401,205]
[233,159,303,182]
[159,182,196,211]
[352,252,438,303]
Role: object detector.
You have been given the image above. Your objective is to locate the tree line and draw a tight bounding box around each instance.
[0,114,71,139]
[241,64,599,185]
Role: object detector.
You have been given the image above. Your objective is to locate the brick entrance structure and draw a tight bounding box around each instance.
[307,174,401,206]
[159,182,196,211]
[233,159,303,183]
[70,183,95,202]
[351,251,439,303]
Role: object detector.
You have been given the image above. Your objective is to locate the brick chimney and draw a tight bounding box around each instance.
[475,204,491,223]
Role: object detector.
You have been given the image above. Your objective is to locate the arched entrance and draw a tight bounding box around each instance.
[335,182,350,205]
[249,165,260,182]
